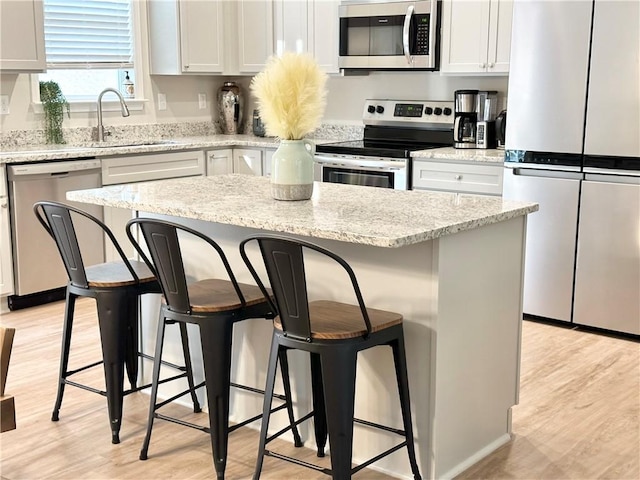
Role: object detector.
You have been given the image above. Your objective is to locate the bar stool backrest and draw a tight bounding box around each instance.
[126,218,248,315]
[240,234,373,342]
[34,201,139,289]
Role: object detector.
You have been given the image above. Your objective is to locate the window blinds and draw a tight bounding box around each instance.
[44,0,132,68]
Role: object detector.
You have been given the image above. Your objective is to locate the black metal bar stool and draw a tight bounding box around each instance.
[33,201,197,445]
[126,218,302,480]
[240,234,422,480]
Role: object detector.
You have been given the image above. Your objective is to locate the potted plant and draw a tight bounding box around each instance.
[251,53,327,200]
[40,80,70,144]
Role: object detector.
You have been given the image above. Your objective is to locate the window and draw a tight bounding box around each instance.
[38,0,136,102]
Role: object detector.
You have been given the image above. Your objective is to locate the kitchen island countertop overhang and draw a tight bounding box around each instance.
[66,174,537,248]
[66,175,538,480]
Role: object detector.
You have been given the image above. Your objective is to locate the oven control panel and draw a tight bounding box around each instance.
[363,99,454,127]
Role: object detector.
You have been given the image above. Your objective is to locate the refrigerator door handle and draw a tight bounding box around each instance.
[508,167,584,180]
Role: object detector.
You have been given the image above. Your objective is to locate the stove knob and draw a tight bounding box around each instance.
[367,105,376,114]
[434,107,443,115]
[443,107,452,115]
[425,106,434,115]
[376,105,385,114]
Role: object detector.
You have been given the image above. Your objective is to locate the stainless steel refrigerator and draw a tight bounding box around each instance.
[503,0,640,335]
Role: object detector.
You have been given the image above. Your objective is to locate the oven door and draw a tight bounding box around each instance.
[314,154,408,190]
[339,0,437,69]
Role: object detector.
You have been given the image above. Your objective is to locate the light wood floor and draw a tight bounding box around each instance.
[0,298,638,479]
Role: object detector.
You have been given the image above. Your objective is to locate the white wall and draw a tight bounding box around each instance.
[1,70,508,133]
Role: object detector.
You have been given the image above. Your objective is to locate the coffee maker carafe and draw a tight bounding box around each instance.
[453,90,479,149]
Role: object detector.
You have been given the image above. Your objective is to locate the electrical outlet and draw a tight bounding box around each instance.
[198,93,207,109]
[0,95,10,115]
[157,93,167,111]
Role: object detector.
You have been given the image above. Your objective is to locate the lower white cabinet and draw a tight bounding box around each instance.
[233,148,264,176]
[0,167,14,302]
[207,147,274,177]
[206,149,234,176]
[102,151,206,260]
[412,159,503,195]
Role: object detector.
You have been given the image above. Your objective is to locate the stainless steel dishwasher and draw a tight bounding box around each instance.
[7,159,105,309]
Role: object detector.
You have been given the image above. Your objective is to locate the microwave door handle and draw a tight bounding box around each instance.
[403,5,414,65]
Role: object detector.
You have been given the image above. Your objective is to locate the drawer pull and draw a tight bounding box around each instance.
[454,174,463,180]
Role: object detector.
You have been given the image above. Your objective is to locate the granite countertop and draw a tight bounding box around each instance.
[0,134,281,164]
[66,174,538,248]
[1,134,506,165]
[412,147,505,163]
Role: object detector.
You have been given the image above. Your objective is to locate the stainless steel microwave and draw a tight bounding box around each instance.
[339,0,440,70]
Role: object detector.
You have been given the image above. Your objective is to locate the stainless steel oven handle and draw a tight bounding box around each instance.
[403,5,414,65]
[315,155,405,172]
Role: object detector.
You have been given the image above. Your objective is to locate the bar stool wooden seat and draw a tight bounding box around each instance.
[240,234,422,480]
[126,218,302,480]
[33,201,197,445]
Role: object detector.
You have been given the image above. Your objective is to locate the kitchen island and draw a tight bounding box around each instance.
[67,175,537,480]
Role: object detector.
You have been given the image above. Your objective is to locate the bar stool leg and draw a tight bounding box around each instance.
[124,292,139,389]
[277,347,303,447]
[95,290,129,444]
[140,314,168,460]
[52,289,76,422]
[310,352,328,457]
[391,333,422,480]
[178,322,201,412]
[320,348,358,480]
[199,320,234,480]
[253,333,281,480]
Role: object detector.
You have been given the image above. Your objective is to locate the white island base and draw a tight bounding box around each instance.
[67,176,534,479]
[137,213,525,480]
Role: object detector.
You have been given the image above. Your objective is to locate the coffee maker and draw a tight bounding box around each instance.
[453,90,478,149]
[453,90,498,149]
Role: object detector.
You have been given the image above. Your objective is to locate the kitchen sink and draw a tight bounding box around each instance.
[88,140,178,148]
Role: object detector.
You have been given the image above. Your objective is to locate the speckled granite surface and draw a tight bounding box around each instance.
[412,147,505,163]
[0,126,364,164]
[66,174,538,248]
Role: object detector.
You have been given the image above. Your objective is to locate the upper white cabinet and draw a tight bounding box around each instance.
[440,0,513,75]
[237,0,274,73]
[148,0,273,75]
[274,0,339,73]
[0,0,46,72]
[148,0,223,74]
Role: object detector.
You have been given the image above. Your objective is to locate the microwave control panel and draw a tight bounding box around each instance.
[415,14,430,55]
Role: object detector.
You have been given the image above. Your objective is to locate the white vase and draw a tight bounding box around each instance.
[270,139,315,201]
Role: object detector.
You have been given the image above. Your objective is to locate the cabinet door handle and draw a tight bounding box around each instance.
[479,63,486,69]
[455,174,463,180]
[488,62,495,68]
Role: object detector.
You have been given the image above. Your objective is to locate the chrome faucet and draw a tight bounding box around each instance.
[95,88,130,142]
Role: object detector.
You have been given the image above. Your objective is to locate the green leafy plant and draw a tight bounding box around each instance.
[39,80,70,144]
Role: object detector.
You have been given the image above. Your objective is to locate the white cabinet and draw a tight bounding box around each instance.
[237,0,274,73]
[233,149,264,176]
[274,0,339,73]
[0,167,14,301]
[148,0,272,75]
[0,0,46,72]
[148,0,223,74]
[440,0,513,75]
[206,149,234,176]
[412,159,503,195]
[208,148,273,177]
[101,151,205,260]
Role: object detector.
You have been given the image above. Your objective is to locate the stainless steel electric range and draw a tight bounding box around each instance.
[314,99,454,190]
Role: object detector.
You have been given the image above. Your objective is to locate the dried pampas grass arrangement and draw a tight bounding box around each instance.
[251,52,327,140]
